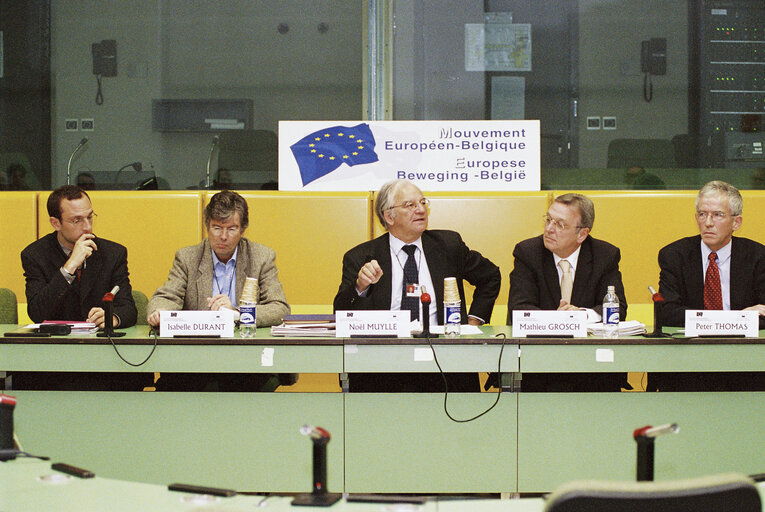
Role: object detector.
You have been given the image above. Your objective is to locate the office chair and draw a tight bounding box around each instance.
[0,288,19,324]
[544,472,761,512]
[215,129,278,189]
[132,290,149,326]
[606,138,676,169]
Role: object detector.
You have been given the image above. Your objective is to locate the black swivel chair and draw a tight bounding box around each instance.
[544,473,761,512]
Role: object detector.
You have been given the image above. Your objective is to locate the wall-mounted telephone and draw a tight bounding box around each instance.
[641,38,666,76]
[640,37,666,102]
[91,39,117,77]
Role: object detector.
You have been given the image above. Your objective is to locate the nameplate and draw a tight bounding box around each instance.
[684,310,758,338]
[335,310,410,338]
[512,310,588,338]
[159,310,235,338]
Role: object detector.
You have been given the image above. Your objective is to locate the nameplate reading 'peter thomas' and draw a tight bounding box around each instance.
[512,310,588,338]
[684,310,758,338]
[159,310,235,338]
[335,310,410,338]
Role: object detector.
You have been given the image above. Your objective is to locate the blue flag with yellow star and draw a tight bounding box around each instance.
[290,123,379,186]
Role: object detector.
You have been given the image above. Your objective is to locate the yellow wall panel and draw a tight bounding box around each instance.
[0,192,38,299]
[738,191,765,243]
[209,191,372,307]
[37,191,204,300]
[373,191,552,324]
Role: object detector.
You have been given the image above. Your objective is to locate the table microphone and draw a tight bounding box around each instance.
[414,287,437,338]
[0,394,16,450]
[645,286,669,337]
[66,137,89,185]
[205,135,220,189]
[97,285,126,337]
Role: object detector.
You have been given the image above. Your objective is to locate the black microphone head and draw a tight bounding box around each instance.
[79,137,89,146]
[132,162,142,172]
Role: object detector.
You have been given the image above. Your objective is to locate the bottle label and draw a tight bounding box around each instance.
[240,304,256,325]
[604,306,619,325]
[445,304,461,324]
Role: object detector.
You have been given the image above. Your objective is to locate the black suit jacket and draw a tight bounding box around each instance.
[21,232,137,327]
[507,235,627,324]
[658,235,765,328]
[333,230,501,324]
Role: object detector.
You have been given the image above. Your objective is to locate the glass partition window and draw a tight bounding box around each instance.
[2,0,764,191]
[389,0,765,190]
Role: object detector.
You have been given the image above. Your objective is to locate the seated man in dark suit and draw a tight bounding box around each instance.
[507,193,628,392]
[14,185,148,391]
[653,180,765,391]
[334,179,501,392]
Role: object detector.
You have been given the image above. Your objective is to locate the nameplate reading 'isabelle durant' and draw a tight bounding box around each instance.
[335,310,410,338]
[278,120,541,192]
[159,310,235,338]
[512,310,588,338]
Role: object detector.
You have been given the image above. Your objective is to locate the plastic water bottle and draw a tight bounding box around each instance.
[444,301,461,337]
[602,285,619,338]
[239,300,257,338]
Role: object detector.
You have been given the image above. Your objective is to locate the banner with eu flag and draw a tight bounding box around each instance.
[279,120,540,191]
[289,123,379,186]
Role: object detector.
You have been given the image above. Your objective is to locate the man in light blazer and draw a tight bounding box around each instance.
[147,189,290,391]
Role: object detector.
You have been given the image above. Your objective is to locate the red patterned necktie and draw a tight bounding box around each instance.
[704,252,722,310]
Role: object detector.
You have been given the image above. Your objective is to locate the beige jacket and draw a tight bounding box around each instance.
[148,238,290,326]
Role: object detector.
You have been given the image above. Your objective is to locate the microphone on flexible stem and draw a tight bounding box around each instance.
[414,286,437,338]
[96,285,125,337]
[633,423,679,481]
[66,138,89,185]
[644,286,669,337]
[114,162,142,184]
[292,425,341,507]
[205,135,220,189]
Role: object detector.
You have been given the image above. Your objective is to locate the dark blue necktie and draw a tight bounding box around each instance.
[401,245,419,321]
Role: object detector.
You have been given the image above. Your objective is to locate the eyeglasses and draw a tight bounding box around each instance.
[209,225,241,236]
[543,214,583,231]
[386,198,430,211]
[696,210,730,221]
[65,212,97,226]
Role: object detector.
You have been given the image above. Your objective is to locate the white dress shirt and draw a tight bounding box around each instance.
[701,239,732,311]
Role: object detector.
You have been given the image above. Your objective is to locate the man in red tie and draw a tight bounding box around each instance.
[653,180,765,390]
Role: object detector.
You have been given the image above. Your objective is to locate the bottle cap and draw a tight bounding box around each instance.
[241,277,259,303]
[443,277,460,302]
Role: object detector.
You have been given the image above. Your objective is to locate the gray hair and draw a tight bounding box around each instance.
[696,180,743,216]
[374,179,417,229]
[204,189,249,229]
[553,193,595,230]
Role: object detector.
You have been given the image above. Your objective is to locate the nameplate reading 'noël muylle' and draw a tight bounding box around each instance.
[159,310,235,338]
[512,310,588,338]
[335,310,410,338]
[684,310,759,338]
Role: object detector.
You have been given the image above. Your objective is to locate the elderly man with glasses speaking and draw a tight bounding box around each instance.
[333,179,501,392]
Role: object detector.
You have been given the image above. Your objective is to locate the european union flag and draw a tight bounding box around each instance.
[290,123,379,186]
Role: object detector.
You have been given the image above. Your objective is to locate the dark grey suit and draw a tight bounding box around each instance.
[652,235,765,391]
[506,234,628,392]
[507,234,627,323]
[334,230,501,392]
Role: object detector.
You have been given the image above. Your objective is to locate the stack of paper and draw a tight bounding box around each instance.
[270,314,336,337]
[28,321,99,334]
[587,320,646,337]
